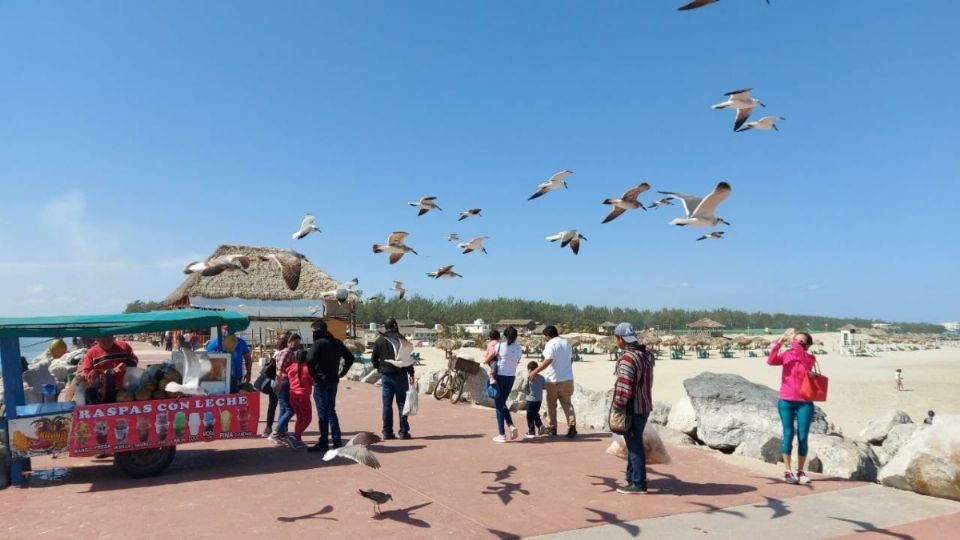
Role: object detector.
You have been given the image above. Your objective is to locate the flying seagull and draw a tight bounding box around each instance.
[658,182,732,228]
[648,197,675,210]
[347,431,382,447]
[292,213,320,240]
[165,349,211,396]
[391,281,406,300]
[546,230,587,255]
[258,250,307,290]
[321,277,359,305]
[447,233,460,242]
[601,183,650,224]
[737,116,785,132]
[409,196,442,216]
[528,170,572,200]
[458,236,489,255]
[323,443,381,469]
[457,208,482,221]
[697,231,726,241]
[679,0,769,11]
[359,489,392,515]
[427,264,462,279]
[373,232,418,264]
[712,88,765,131]
[184,254,251,277]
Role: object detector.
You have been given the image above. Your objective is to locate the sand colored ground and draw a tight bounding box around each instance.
[397,333,960,437]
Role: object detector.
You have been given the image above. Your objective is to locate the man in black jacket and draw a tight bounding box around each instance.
[371,318,415,440]
[306,319,356,452]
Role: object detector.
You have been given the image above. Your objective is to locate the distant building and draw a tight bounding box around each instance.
[457,318,491,336]
[360,320,439,347]
[598,322,617,335]
[943,322,960,332]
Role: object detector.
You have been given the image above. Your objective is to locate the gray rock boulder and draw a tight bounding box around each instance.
[49,348,85,383]
[876,423,923,466]
[23,354,56,390]
[651,423,697,447]
[416,369,445,395]
[682,372,828,451]
[733,433,783,464]
[858,409,912,444]
[879,415,960,501]
[360,369,381,385]
[806,434,880,481]
[344,362,374,382]
[569,383,613,430]
[651,401,671,426]
[666,396,698,436]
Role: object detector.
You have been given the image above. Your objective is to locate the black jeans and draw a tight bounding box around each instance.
[526,400,543,434]
[264,385,278,431]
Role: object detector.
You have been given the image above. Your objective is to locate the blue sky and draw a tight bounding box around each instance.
[1,1,957,323]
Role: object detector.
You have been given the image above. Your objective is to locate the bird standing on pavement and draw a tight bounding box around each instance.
[359,489,393,515]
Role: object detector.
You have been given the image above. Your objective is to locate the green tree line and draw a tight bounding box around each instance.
[356,295,944,334]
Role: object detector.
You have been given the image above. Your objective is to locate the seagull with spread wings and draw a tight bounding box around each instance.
[391,281,406,300]
[409,196,442,216]
[737,116,785,132]
[427,265,462,279]
[457,208,482,221]
[601,183,650,224]
[712,88,765,131]
[528,170,572,200]
[658,182,732,228]
[258,250,307,290]
[458,236,489,255]
[320,277,359,305]
[546,230,587,255]
[292,213,320,240]
[184,254,251,277]
[373,232,418,264]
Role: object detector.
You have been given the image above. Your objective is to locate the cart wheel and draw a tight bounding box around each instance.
[114,446,176,478]
[433,373,453,400]
[451,374,465,404]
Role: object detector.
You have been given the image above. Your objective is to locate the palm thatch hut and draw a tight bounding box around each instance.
[165,244,356,344]
[686,317,727,337]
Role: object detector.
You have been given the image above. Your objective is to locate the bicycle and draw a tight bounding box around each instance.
[433,356,480,404]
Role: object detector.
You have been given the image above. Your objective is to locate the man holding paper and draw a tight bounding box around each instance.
[371,318,416,440]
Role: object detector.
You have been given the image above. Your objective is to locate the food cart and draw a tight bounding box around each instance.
[0,309,260,486]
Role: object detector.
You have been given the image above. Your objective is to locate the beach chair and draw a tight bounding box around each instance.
[721,350,734,359]
[671,350,682,360]
[748,351,758,358]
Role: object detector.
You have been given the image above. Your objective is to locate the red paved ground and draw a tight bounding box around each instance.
[2,382,863,539]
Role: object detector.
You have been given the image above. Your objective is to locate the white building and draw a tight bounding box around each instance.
[943,322,960,332]
[457,318,491,336]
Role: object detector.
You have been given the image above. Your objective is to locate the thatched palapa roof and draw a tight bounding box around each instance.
[165,245,345,312]
[686,318,726,329]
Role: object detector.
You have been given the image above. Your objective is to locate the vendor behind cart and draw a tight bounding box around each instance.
[207,325,251,393]
[79,335,139,403]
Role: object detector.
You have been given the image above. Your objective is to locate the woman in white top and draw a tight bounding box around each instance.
[492,326,523,442]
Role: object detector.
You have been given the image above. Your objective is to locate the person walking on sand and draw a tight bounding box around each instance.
[895,369,904,391]
[527,325,577,438]
[371,318,415,440]
[306,319,356,452]
[611,322,655,494]
[767,329,817,485]
[491,326,522,443]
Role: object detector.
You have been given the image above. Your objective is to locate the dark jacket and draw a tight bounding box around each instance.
[307,330,356,384]
[371,331,415,377]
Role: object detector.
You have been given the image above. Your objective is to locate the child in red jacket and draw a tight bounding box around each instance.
[284,350,314,448]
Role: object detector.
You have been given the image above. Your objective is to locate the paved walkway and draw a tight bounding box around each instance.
[2,382,957,539]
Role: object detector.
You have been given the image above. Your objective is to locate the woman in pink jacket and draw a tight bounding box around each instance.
[767,329,816,485]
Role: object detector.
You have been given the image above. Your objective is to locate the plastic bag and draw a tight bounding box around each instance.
[604,424,672,465]
[402,381,419,416]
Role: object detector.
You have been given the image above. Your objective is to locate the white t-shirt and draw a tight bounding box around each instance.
[541,337,574,382]
[496,342,523,377]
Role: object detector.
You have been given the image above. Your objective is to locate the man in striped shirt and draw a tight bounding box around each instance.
[611,322,654,494]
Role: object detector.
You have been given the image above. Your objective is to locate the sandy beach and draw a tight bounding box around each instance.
[390,333,960,437]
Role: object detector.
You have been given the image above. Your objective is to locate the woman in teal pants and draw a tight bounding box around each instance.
[767,329,817,484]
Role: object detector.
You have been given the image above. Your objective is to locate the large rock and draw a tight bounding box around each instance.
[806,434,880,481]
[733,432,783,464]
[859,409,912,444]
[651,423,697,447]
[569,383,613,430]
[682,372,828,451]
[23,355,56,390]
[416,369,445,395]
[876,423,924,466]
[360,370,381,385]
[344,362,374,382]
[667,396,698,435]
[49,348,85,383]
[879,415,960,501]
[650,401,671,426]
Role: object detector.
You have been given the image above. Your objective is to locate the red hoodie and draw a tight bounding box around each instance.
[767,340,816,402]
[285,360,313,396]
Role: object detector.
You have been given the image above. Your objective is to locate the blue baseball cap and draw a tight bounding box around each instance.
[614,322,638,343]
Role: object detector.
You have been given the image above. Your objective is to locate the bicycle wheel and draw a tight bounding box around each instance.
[434,373,453,400]
[451,373,466,404]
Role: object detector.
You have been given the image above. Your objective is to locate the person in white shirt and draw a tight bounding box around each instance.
[490,326,523,443]
[527,325,577,438]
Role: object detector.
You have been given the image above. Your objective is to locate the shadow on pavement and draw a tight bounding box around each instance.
[374,444,427,454]
[482,465,518,482]
[752,496,790,519]
[482,480,531,505]
[417,433,485,441]
[688,501,747,518]
[587,474,620,493]
[487,528,522,539]
[373,501,433,528]
[649,471,758,497]
[829,517,915,539]
[277,505,337,523]
[585,507,641,537]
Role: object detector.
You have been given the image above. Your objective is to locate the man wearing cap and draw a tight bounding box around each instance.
[527,325,577,438]
[611,322,655,494]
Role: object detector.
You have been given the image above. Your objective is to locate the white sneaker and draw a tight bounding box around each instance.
[509,425,519,440]
[523,433,536,440]
[797,471,811,484]
[492,435,507,443]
